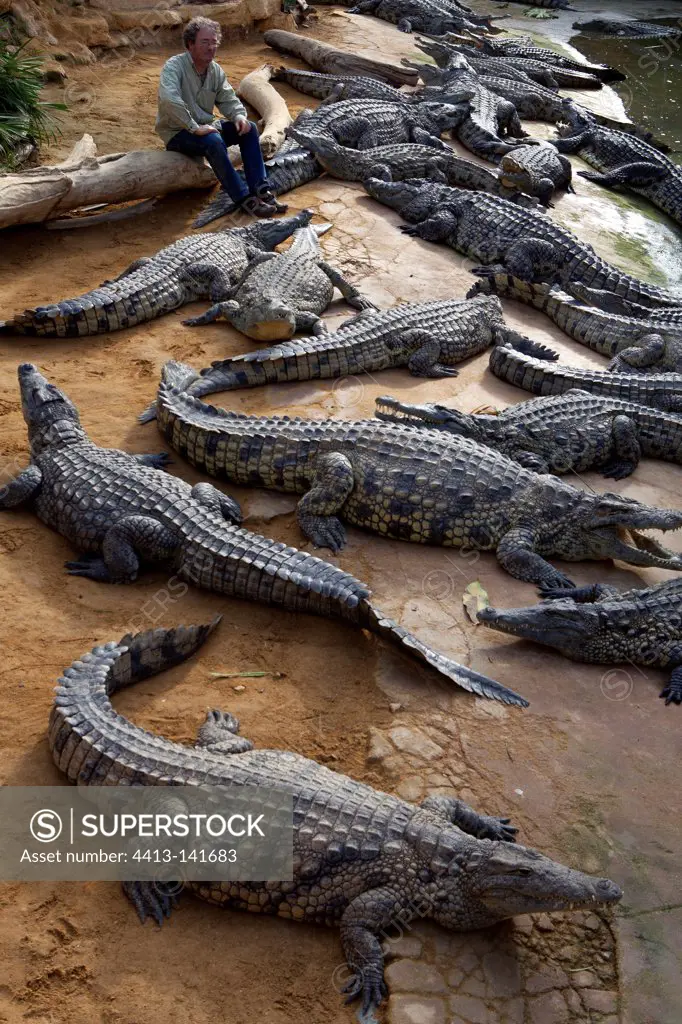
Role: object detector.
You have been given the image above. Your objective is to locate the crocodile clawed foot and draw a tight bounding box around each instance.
[543,571,576,590]
[122,880,181,926]
[659,684,682,706]
[538,584,575,600]
[601,461,636,481]
[65,558,116,582]
[301,515,347,553]
[428,363,459,378]
[140,452,173,470]
[477,815,518,843]
[342,969,387,1017]
[398,224,421,237]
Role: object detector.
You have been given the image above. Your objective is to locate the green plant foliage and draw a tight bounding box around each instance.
[0,40,66,168]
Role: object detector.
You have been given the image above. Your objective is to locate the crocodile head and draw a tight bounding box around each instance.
[478,596,607,659]
[424,99,473,131]
[363,176,429,213]
[285,129,344,170]
[374,395,488,442]
[430,837,622,929]
[540,491,682,571]
[229,301,298,342]
[18,363,84,454]
[238,209,314,249]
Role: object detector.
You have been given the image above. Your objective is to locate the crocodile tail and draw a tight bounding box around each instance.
[363,603,529,707]
[494,328,559,362]
[110,617,221,693]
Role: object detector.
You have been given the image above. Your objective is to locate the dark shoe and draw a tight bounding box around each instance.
[239,194,278,218]
[255,184,289,213]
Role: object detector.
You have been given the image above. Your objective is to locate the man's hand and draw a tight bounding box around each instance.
[194,124,220,136]
[235,117,251,136]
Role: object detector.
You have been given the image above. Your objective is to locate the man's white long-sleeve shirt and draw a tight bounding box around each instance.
[155,51,247,144]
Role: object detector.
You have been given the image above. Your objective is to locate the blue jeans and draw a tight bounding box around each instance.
[167,119,268,204]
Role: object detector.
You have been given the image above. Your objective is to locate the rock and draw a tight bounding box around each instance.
[388,726,443,761]
[584,913,601,931]
[581,989,618,1014]
[482,951,521,998]
[448,994,490,1024]
[389,702,402,713]
[232,684,246,692]
[525,965,569,994]
[446,968,464,988]
[565,989,582,1015]
[570,970,596,988]
[385,960,447,994]
[501,997,524,1024]
[396,776,424,802]
[534,913,555,931]
[461,975,486,997]
[528,991,568,1024]
[387,994,446,1024]
[366,727,393,763]
[383,935,423,959]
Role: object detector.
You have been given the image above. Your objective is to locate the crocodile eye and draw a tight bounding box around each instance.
[515,867,532,876]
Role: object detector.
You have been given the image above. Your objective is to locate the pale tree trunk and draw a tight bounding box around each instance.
[238,64,292,159]
[263,29,419,86]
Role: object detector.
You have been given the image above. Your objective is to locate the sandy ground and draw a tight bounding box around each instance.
[1,5,681,1024]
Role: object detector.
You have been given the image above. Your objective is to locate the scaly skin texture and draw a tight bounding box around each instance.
[419,72,575,125]
[487,337,682,414]
[287,97,469,150]
[469,271,682,371]
[574,18,682,40]
[0,213,313,337]
[375,389,682,479]
[193,146,322,229]
[363,177,682,309]
[479,36,624,83]
[140,295,508,414]
[154,364,682,589]
[271,66,406,102]
[182,225,376,342]
[479,579,682,705]
[498,145,573,206]
[285,127,533,203]
[4,364,523,705]
[553,114,682,228]
[48,620,622,1015]
[418,38,601,90]
[346,0,489,35]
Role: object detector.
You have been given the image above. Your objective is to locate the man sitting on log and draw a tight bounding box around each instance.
[156,16,286,217]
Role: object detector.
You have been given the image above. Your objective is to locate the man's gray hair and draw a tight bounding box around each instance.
[183,16,222,48]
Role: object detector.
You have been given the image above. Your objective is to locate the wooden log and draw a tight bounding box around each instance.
[0,136,217,230]
[263,29,419,86]
[238,64,292,160]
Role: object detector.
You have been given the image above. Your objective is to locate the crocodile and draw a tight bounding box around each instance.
[362,177,682,309]
[478,580,682,706]
[417,38,602,90]
[182,224,377,342]
[286,97,471,151]
[0,212,313,337]
[2,363,524,705]
[346,0,491,35]
[152,360,682,588]
[284,127,535,203]
[503,0,572,8]
[478,37,625,83]
[193,146,323,229]
[574,18,682,40]
[552,113,682,228]
[271,66,406,103]
[139,294,509,418]
[48,619,622,1018]
[487,336,682,414]
[498,144,574,206]
[468,270,682,371]
[375,389,682,479]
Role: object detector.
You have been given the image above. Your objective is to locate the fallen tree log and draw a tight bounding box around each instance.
[263,29,419,86]
[238,64,292,159]
[0,135,217,230]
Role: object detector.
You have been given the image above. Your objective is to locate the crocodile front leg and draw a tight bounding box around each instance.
[134,452,172,469]
[502,238,562,281]
[600,415,642,480]
[397,18,413,32]
[317,260,378,311]
[579,162,668,189]
[195,709,254,754]
[297,452,354,552]
[400,329,460,378]
[538,583,620,601]
[497,527,575,588]
[179,262,236,302]
[661,663,682,706]
[607,334,667,372]
[399,208,460,242]
[0,465,42,508]
[183,300,240,327]
[420,794,518,842]
[107,256,153,283]
[340,888,403,1015]
[122,880,182,926]
[295,311,328,335]
[65,515,179,582]
[410,128,449,150]
[191,482,242,524]
[551,129,595,154]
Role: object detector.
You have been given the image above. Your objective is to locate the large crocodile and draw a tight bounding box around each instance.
[375,389,682,478]
[469,270,682,371]
[139,294,509,418]
[271,66,406,103]
[417,37,602,89]
[479,580,682,706]
[346,0,490,34]
[552,113,682,228]
[574,18,682,40]
[498,145,574,206]
[362,177,682,309]
[193,146,323,229]
[487,337,682,414]
[286,97,470,151]
[284,127,534,203]
[0,212,313,337]
[1,363,523,705]
[152,362,682,588]
[48,619,622,1016]
[478,36,625,83]
[182,223,376,342]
